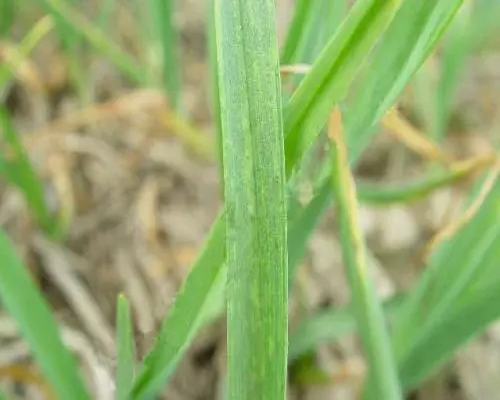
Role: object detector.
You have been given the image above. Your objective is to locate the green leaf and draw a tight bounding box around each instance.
[329,109,402,399]
[115,294,136,400]
[133,0,463,396]
[0,0,14,37]
[289,294,405,362]
[39,0,90,102]
[469,0,500,50]
[130,215,226,399]
[357,162,483,205]
[385,176,500,394]
[430,5,471,142]
[0,15,54,90]
[42,0,148,85]
[400,273,500,390]
[207,0,224,199]
[346,0,464,163]
[281,0,346,65]
[280,0,313,64]
[287,0,466,317]
[0,230,90,400]
[0,107,54,235]
[284,0,402,175]
[287,182,330,289]
[215,0,288,398]
[149,0,181,109]
[392,179,500,361]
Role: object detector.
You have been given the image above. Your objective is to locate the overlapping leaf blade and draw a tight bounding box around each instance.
[128,1,468,397]
[131,2,404,396]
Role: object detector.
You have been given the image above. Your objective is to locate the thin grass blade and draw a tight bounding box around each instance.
[281,0,346,66]
[280,0,313,64]
[329,109,402,399]
[289,293,405,362]
[0,231,90,400]
[392,178,500,360]
[287,181,330,289]
[38,0,88,102]
[0,15,53,90]
[130,215,226,399]
[346,0,464,162]
[207,0,223,199]
[43,0,148,85]
[0,107,54,235]
[357,157,491,205]
[115,294,135,400]
[430,4,471,142]
[399,272,500,390]
[150,0,181,109]
[284,0,402,175]
[286,0,466,293]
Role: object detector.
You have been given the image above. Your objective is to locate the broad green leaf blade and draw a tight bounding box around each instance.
[130,215,226,399]
[346,0,464,163]
[284,0,402,175]
[0,231,90,400]
[150,0,181,109]
[329,110,402,399]
[0,107,53,235]
[215,0,288,398]
[115,294,135,400]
